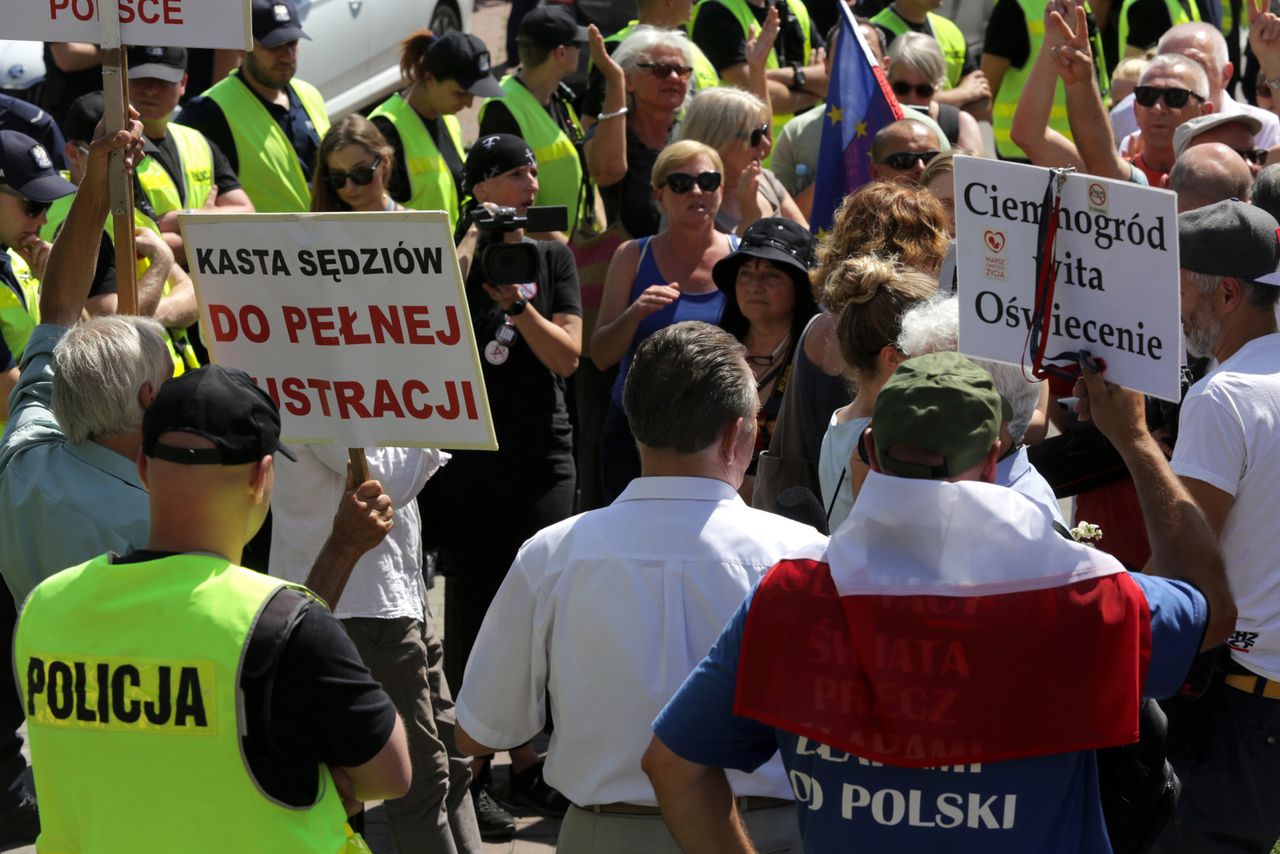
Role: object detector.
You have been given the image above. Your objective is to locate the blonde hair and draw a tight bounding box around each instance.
[677,87,768,155]
[823,255,937,379]
[813,181,949,295]
[652,139,724,190]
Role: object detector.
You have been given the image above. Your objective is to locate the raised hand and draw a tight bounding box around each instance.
[628,282,681,319]
[1048,0,1095,86]
[746,6,781,71]
[588,23,624,84]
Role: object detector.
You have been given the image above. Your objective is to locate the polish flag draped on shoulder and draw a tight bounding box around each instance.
[733,471,1151,768]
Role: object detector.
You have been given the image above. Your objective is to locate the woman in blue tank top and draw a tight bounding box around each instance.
[591,140,739,503]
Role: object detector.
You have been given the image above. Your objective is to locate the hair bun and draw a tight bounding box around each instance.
[821,254,897,313]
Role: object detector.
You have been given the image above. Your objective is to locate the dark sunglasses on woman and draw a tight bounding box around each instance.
[1132,85,1205,109]
[737,122,770,147]
[891,80,936,100]
[0,187,51,219]
[662,171,723,193]
[878,150,940,171]
[636,61,693,80]
[325,156,383,191]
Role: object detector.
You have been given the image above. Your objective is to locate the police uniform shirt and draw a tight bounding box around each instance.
[135,132,243,214]
[178,70,322,182]
[0,94,68,171]
[692,1,825,73]
[105,550,398,806]
[370,114,465,207]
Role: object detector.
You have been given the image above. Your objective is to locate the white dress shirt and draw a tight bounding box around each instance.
[455,476,829,807]
[269,444,446,620]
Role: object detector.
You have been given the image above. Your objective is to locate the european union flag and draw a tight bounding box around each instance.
[809,2,904,235]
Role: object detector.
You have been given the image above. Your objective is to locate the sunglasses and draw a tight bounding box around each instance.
[878,150,940,171]
[891,80,936,100]
[663,171,722,193]
[636,61,693,80]
[0,187,50,219]
[325,156,382,191]
[1237,147,1269,165]
[1133,85,1206,109]
[737,122,770,148]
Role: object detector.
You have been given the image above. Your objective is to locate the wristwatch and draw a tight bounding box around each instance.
[789,63,807,91]
[505,298,528,317]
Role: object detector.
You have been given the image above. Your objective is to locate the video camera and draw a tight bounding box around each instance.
[472,205,569,287]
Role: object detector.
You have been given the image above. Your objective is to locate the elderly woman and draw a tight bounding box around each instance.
[678,87,807,235]
[585,25,692,238]
[592,139,739,502]
[888,33,983,153]
[713,217,818,502]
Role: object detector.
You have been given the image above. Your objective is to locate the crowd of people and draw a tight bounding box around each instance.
[2,0,1280,849]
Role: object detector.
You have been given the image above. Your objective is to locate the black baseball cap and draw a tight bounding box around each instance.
[143,365,297,465]
[127,46,188,83]
[1179,199,1280,286]
[425,32,504,98]
[252,0,311,49]
[518,5,588,48]
[0,130,74,203]
[65,92,104,145]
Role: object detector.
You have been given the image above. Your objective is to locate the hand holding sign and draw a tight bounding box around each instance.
[1072,353,1150,448]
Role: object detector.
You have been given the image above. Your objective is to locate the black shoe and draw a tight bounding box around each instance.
[0,795,39,850]
[508,760,569,817]
[472,785,515,841]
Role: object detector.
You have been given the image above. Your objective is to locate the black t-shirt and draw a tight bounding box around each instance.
[39,45,101,131]
[583,122,665,238]
[874,11,978,78]
[177,70,322,182]
[478,80,581,146]
[983,0,1033,68]
[692,0,825,73]
[463,235,581,464]
[370,113,465,207]
[1123,0,1208,49]
[112,550,397,807]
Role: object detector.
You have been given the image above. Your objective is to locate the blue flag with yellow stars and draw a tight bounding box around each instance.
[810,2,904,235]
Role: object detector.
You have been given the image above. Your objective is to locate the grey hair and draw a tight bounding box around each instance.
[677,87,768,155]
[888,32,947,87]
[1140,52,1210,98]
[1252,163,1280,221]
[623,321,758,453]
[1158,23,1228,74]
[52,316,172,443]
[1184,269,1280,309]
[612,25,693,71]
[897,295,1040,444]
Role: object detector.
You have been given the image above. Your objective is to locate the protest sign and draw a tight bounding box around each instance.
[0,0,251,49]
[180,211,498,451]
[954,156,1182,401]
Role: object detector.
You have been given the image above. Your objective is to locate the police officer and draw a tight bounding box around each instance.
[14,365,412,851]
[178,0,330,213]
[371,31,504,228]
[127,45,255,266]
[478,5,591,235]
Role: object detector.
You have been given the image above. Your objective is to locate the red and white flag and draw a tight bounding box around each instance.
[733,472,1151,767]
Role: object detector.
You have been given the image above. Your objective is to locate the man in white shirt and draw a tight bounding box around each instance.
[1157,199,1280,852]
[269,446,483,854]
[1111,22,1280,152]
[455,321,827,852]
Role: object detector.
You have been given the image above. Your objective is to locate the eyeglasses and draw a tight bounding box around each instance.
[891,80,936,100]
[0,187,51,219]
[1133,85,1206,109]
[662,171,722,193]
[636,61,693,80]
[878,150,939,171]
[737,122,770,147]
[1237,147,1270,165]
[325,156,382,191]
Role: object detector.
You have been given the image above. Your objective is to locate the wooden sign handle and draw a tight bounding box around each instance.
[99,0,138,316]
[348,448,371,484]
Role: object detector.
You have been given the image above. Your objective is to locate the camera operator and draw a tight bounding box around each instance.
[421,133,582,828]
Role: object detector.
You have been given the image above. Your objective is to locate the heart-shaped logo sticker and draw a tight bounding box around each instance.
[984,230,1006,253]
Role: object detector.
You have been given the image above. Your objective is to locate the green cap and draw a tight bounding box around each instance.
[872,352,1003,480]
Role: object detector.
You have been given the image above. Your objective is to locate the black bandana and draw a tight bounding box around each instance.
[463,134,536,195]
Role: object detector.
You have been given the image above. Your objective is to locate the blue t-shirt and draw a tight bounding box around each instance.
[653,572,1206,854]
[608,236,732,407]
